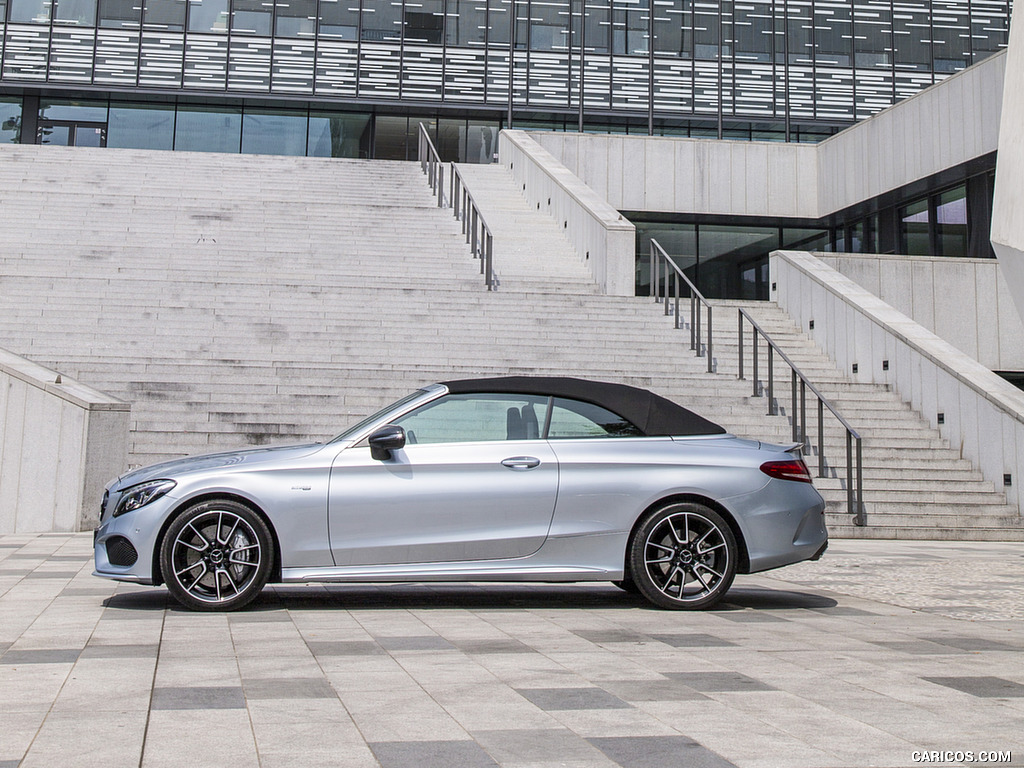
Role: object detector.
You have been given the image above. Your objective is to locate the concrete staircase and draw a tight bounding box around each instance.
[0,144,1020,540]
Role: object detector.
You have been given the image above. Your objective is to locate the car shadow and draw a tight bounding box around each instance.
[99,583,836,612]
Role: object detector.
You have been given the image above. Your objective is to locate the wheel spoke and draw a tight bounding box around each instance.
[667,516,687,545]
[697,541,726,556]
[694,562,725,581]
[690,566,713,594]
[228,552,259,567]
[648,541,674,555]
[184,561,208,593]
[645,553,672,566]
[220,514,241,546]
[220,567,240,596]
[184,522,210,550]
[174,561,204,578]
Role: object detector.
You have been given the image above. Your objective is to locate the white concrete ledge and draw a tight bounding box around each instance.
[0,347,130,533]
[499,130,636,296]
[817,254,1024,371]
[772,250,1024,512]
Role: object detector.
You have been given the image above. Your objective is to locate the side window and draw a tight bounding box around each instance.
[392,393,549,444]
[547,398,643,439]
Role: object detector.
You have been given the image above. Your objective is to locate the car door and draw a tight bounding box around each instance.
[328,392,558,566]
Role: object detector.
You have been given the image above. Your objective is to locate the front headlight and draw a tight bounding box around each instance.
[113,480,176,517]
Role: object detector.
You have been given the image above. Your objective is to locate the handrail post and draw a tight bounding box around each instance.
[471,208,479,258]
[663,257,670,316]
[437,164,444,208]
[695,289,702,357]
[817,398,825,476]
[847,431,855,522]
[673,273,680,330]
[737,311,744,380]
[767,345,774,415]
[649,243,655,300]
[485,233,494,291]
[791,369,798,442]
[856,437,864,525]
[706,305,713,373]
[752,326,759,397]
[800,378,807,445]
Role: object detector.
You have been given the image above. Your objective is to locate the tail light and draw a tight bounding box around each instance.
[760,459,814,483]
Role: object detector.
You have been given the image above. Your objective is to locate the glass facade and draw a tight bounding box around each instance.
[0,0,1012,132]
[631,167,996,300]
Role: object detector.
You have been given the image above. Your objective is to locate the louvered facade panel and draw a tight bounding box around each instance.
[47,28,95,83]
[3,25,48,81]
[402,44,444,99]
[94,30,140,86]
[610,55,650,110]
[139,32,184,88]
[228,37,272,91]
[315,40,357,95]
[183,34,229,89]
[652,57,693,114]
[814,66,855,121]
[527,51,570,108]
[272,39,315,93]
[358,42,401,98]
[444,48,487,103]
[733,61,775,117]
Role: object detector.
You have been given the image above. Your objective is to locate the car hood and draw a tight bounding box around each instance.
[110,442,325,491]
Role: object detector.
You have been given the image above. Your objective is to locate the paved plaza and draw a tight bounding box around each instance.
[0,534,1022,768]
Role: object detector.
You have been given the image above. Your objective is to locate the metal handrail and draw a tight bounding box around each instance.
[417,122,447,208]
[416,123,495,290]
[451,163,496,291]
[649,239,713,373]
[737,307,865,524]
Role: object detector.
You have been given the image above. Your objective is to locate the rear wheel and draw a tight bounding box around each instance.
[629,502,737,610]
[160,499,272,612]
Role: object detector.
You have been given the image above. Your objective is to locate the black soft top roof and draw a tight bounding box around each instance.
[441,376,726,437]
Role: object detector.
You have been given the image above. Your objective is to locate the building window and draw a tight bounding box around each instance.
[318,0,358,39]
[900,198,930,255]
[107,102,175,149]
[9,0,54,22]
[99,0,141,27]
[307,111,372,157]
[1,98,23,144]
[275,0,316,37]
[174,105,241,152]
[144,0,186,31]
[187,0,229,33]
[935,185,968,257]
[54,0,95,24]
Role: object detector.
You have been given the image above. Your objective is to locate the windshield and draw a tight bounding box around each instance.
[328,389,433,444]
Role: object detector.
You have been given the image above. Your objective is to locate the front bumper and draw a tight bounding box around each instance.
[92,493,180,586]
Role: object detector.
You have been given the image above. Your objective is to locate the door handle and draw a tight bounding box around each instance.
[501,456,541,470]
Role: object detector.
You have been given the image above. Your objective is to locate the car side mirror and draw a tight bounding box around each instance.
[368,425,406,461]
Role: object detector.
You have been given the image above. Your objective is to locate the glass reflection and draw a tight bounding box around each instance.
[174,105,241,152]
[107,102,175,148]
[242,110,307,155]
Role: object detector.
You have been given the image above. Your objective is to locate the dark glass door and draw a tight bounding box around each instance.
[38,121,107,147]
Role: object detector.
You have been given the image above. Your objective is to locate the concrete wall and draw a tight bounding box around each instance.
[527,50,1004,221]
[530,131,820,218]
[817,53,1004,215]
[772,250,1024,512]
[818,254,1024,371]
[991,13,1024,322]
[500,130,635,296]
[0,347,130,532]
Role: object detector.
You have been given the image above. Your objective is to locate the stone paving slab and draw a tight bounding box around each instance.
[0,534,1022,768]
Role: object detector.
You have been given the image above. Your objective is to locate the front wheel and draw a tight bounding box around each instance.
[160,499,273,612]
[629,502,737,610]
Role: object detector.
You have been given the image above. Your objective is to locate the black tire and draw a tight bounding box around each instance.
[159,499,273,612]
[629,502,737,610]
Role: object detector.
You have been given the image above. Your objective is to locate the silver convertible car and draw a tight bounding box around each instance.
[93,376,827,611]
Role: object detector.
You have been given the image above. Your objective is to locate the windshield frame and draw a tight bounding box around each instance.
[328,385,446,445]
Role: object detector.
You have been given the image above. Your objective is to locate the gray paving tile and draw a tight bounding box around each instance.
[472,728,610,764]
[22,571,80,579]
[589,735,738,768]
[49,555,91,562]
[869,640,965,655]
[0,760,21,768]
[573,629,651,644]
[228,610,292,623]
[306,641,385,657]
[923,677,1024,698]
[601,679,709,702]
[711,611,790,623]
[376,636,455,652]
[370,740,497,768]
[102,591,168,612]
[717,587,838,610]
[665,672,775,692]
[244,678,337,699]
[648,633,737,648]
[456,639,534,654]
[0,569,32,576]
[61,587,117,597]
[516,687,633,711]
[0,649,82,664]
[0,643,10,656]
[922,636,1021,652]
[150,686,246,710]
[80,643,160,659]
[808,606,878,616]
